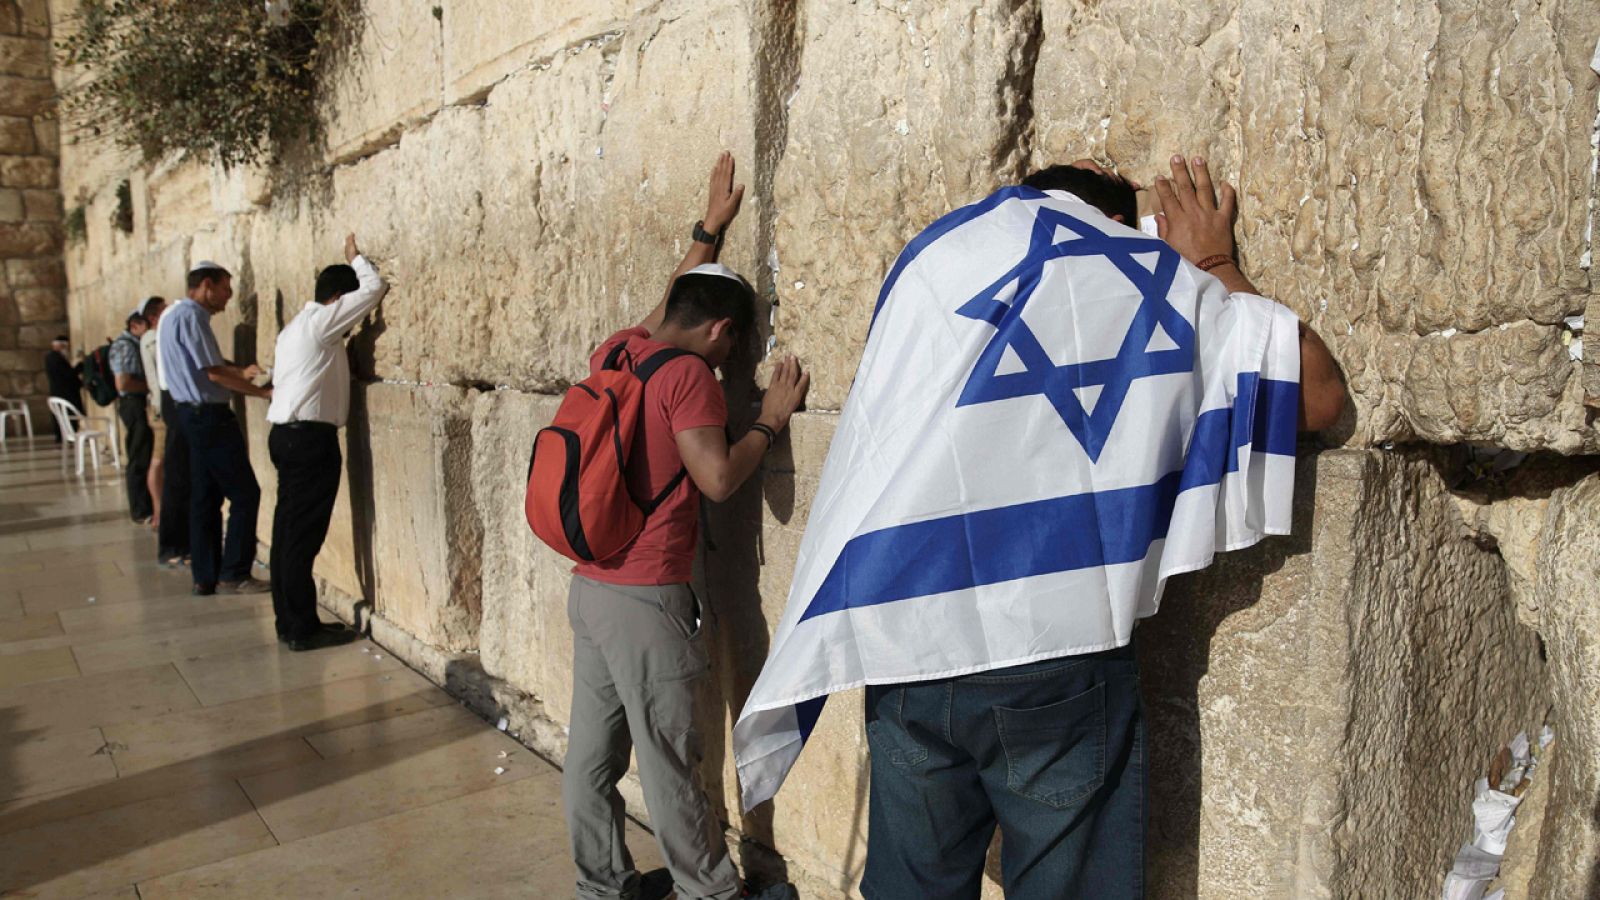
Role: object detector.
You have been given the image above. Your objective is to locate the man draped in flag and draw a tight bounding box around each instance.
[733,154,1345,898]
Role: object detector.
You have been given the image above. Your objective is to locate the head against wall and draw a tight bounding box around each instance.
[125,312,150,336]
[51,335,69,353]
[186,261,233,313]
[1021,160,1138,225]
[315,264,359,304]
[659,264,756,369]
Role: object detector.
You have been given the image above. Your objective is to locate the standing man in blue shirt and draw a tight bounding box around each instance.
[109,310,155,522]
[157,261,273,596]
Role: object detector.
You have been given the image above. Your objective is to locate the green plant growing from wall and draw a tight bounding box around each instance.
[64,205,87,244]
[111,180,133,234]
[57,0,362,168]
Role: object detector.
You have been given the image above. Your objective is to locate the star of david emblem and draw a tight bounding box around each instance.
[956,205,1195,462]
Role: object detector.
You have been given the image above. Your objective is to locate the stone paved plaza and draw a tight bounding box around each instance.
[0,437,661,898]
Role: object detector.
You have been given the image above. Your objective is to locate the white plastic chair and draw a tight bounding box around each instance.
[0,395,32,449]
[47,397,119,475]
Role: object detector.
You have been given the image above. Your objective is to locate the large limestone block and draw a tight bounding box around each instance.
[1527,473,1600,897]
[440,0,637,105]
[147,158,217,247]
[1031,0,1600,452]
[357,382,482,651]
[470,389,581,720]
[329,0,761,391]
[1140,449,1544,898]
[772,0,1039,409]
[321,0,443,163]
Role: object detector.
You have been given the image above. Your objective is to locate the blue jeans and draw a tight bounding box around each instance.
[175,403,260,587]
[861,644,1145,900]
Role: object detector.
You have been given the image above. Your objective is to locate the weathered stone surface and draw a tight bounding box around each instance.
[0,221,57,256]
[772,0,1037,409]
[12,285,58,321]
[20,187,55,220]
[0,75,50,116]
[321,0,443,163]
[470,389,572,719]
[440,0,634,105]
[358,382,482,652]
[0,34,48,78]
[1526,474,1600,898]
[0,154,53,187]
[0,115,33,154]
[1140,449,1544,898]
[0,186,20,222]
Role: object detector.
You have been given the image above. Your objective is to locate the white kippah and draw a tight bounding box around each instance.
[684,262,745,283]
[188,259,229,275]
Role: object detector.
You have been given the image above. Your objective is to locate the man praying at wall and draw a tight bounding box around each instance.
[158,261,273,596]
[732,156,1347,899]
[560,153,808,900]
[109,309,156,522]
[43,335,81,443]
[265,233,386,652]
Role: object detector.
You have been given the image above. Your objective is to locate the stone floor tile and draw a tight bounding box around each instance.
[0,591,20,621]
[27,520,150,551]
[0,663,200,736]
[0,726,119,803]
[56,592,271,636]
[70,616,281,676]
[20,573,193,616]
[103,671,452,776]
[0,780,277,898]
[176,638,407,707]
[239,724,530,843]
[0,645,80,688]
[6,560,126,592]
[0,611,64,643]
[0,559,44,575]
[138,772,663,899]
[304,703,486,758]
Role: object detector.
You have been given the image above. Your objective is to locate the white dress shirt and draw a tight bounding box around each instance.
[267,255,387,427]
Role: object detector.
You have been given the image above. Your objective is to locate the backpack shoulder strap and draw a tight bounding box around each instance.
[600,342,632,372]
[633,347,705,385]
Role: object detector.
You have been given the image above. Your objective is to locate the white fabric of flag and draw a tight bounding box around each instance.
[732,187,1303,811]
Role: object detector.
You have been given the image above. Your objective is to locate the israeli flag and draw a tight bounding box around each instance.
[732,186,1302,810]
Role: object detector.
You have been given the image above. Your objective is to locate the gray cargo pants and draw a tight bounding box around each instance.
[563,574,741,900]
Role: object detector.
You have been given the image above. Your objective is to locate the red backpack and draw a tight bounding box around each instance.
[525,344,701,562]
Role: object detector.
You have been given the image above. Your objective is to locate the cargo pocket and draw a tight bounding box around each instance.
[995,682,1106,810]
[864,686,930,770]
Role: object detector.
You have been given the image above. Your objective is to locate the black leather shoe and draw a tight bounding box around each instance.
[192,583,216,596]
[278,622,348,644]
[287,628,358,652]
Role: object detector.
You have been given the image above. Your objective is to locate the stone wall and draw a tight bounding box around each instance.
[0,0,62,427]
[48,0,1600,896]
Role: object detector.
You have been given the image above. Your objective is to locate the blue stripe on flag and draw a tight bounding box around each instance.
[798,376,1298,624]
[795,696,827,740]
[870,186,1048,330]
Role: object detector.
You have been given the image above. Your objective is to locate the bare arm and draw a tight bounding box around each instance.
[114,373,148,393]
[205,365,272,399]
[318,234,389,341]
[638,152,746,334]
[1154,153,1347,432]
[674,356,809,502]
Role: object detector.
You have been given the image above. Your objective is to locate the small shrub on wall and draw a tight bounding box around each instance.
[58,0,361,168]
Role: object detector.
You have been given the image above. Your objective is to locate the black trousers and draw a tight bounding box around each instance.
[268,422,341,640]
[116,394,154,520]
[157,391,190,559]
[175,404,260,587]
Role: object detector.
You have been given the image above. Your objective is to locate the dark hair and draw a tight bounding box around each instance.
[54,334,69,343]
[126,312,149,329]
[141,296,165,314]
[315,264,360,303]
[1021,165,1137,226]
[186,266,230,291]
[663,272,755,339]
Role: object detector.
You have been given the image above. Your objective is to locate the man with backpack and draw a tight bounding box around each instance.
[43,335,81,443]
[536,153,809,900]
[110,310,156,522]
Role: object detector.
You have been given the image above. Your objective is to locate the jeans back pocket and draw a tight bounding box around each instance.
[995,682,1107,810]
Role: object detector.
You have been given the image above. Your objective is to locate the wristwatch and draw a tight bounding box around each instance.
[692,220,720,245]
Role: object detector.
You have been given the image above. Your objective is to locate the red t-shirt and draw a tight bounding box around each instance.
[572,327,727,585]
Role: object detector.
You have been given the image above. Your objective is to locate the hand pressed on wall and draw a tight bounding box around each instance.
[1153,154,1238,265]
[704,151,745,235]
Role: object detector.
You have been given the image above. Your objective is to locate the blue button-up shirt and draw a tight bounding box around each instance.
[158,299,230,404]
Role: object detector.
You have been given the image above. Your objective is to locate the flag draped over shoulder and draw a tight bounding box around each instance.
[732,187,1302,811]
